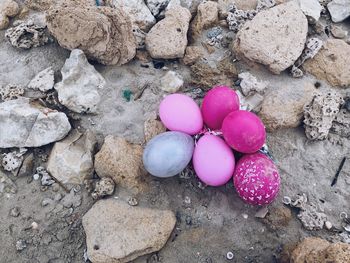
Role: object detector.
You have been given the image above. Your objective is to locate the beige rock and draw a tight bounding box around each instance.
[234,1,308,74]
[25,0,95,11]
[145,6,191,59]
[46,4,136,65]
[0,14,9,30]
[263,206,292,229]
[259,82,316,131]
[331,25,348,39]
[144,119,166,143]
[1,0,20,17]
[159,71,184,93]
[218,0,257,18]
[191,1,218,36]
[94,136,146,192]
[183,46,203,65]
[303,39,350,88]
[83,199,176,263]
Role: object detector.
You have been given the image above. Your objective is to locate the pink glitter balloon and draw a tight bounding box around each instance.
[234,153,280,206]
[201,86,240,130]
[222,110,266,153]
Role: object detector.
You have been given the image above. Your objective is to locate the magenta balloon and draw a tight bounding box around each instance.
[234,152,280,206]
[201,86,240,130]
[159,94,203,135]
[193,134,235,186]
[222,110,266,153]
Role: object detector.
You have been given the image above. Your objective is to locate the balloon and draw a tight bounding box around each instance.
[143,131,194,178]
[159,94,203,135]
[233,152,280,206]
[222,110,266,153]
[193,134,235,186]
[201,86,240,130]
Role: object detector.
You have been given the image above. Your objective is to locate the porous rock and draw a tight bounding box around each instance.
[82,199,176,263]
[24,0,95,11]
[234,1,308,74]
[28,67,54,92]
[303,39,350,88]
[47,130,97,185]
[0,84,24,101]
[331,109,350,138]
[54,49,106,114]
[190,1,219,37]
[1,149,27,172]
[218,0,258,18]
[144,118,166,143]
[94,136,146,192]
[259,82,315,131]
[327,0,350,23]
[0,98,71,148]
[145,6,191,59]
[91,177,115,200]
[159,71,184,93]
[46,4,136,65]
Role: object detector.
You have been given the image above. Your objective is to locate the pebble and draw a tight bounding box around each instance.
[325,221,332,230]
[128,197,139,206]
[31,222,38,230]
[242,213,249,219]
[9,207,20,217]
[16,240,26,251]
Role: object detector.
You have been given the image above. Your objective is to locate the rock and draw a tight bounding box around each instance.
[82,199,176,263]
[10,207,20,217]
[0,0,19,30]
[144,118,166,143]
[331,109,350,138]
[0,84,24,101]
[259,82,315,131]
[234,1,308,74]
[46,4,136,65]
[28,67,54,92]
[5,20,49,49]
[0,170,17,195]
[190,1,219,37]
[35,167,55,186]
[303,39,350,87]
[327,0,350,23]
[304,90,344,140]
[18,153,34,177]
[226,5,257,32]
[91,177,115,200]
[146,0,170,17]
[16,240,26,251]
[237,90,264,112]
[331,25,348,39]
[61,188,82,208]
[54,50,105,114]
[263,206,292,229]
[106,0,156,31]
[218,0,258,18]
[25,0,95,11]
[238,72,268,96]
[145,6,191,59]
[159,71,184,93]
[0,14,9,30]
[47,130,97,185]
[0,98,71,148]
[183,46,203,65]
[1,149,27,172]
[298,0,322,23]
[94,136,146,192]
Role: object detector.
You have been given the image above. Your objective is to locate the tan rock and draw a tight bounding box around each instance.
[144,119,166,143]
[145,6,191,59]
[183,46,204,65]
[82,199,176,263]
[218,0,258,19]
[191,1,218,37]
[25,0,95,11]
[94,136,146,192]
[1,0,19,17]
[263,206,292,229]
[0,14,9,30]
[303,39,350,88]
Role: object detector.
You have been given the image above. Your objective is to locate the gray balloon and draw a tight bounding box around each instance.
[143,131,194,178]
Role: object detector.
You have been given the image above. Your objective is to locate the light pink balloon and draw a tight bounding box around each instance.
[159,94,203,135]
[193,134,235,186]
[222,110,266,153]
[234,152,280,206]
[201,86,240,130]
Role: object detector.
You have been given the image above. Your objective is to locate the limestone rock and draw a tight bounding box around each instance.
[0,98,71,148]
[298,0,322,23]
[28,67,54,92]
[54,49,105,114]
[190,1,219,37]
[82,199,176,263]
[94,136,146,192]
[234,1,308,74]
[327,0,350,23]
[259,82,315,131]
[146,0,170,17]
[145,6,191,59]
[0,84,24,101]
[159,71,184,93]
[47,130,97,185]
[303,39,350,88]
[46,4,136,65]
[183,46,203,65]
[144,118,166,143]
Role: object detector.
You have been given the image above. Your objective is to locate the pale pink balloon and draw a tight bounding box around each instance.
[234,152,280,206]
[159,94,203,135]
[201,86,240,130]
[193,134,235,186]
[222,110,266,153]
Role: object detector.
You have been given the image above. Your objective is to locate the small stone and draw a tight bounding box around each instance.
[41,172,55,186]
[91,177,115,200]
[144,118,166,143]
[61,188,82,208]
[16,240,26,251]
[28,67,55,92]
[0,84,24,101]
[159,71,184,93]
[264,206,292,229]
[255,207,269,218]
[190,1,219,37]
[18,153,34,177]
[238,72,268,96]
[2,149,27,172]
[128,197,139,206]
[327,0,350,23]
[31,221,38,230]
[325,221,333,230]
[10,207,20,217]
[0,0,20,17]
[331,25,348,39]
[183,46,204,66]
[298,0,323,23]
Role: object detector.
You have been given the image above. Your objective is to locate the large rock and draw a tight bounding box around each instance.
[0,98,71,148]
[303,39,350,88]
[327,0,350,23]
[234,1,308,74]
[94,136,146,192]
[145,6,191,59]
[46,4,136,65]
[259,82,315,131]
[25,0,95,11]
[190,1,218,37]
[54,49,105,114]
[47,130,97,185]
[82,199,176,263]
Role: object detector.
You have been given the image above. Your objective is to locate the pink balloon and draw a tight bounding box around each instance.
[234,152,280,206]
[159,94,203,135]
[193,134,235,186]
[201,86,240,130]
[222,110,266,153]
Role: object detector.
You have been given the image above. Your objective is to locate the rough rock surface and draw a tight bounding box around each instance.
[0,98,71,148]
[46,4,136,65]
[28,67,54,92]
[259,82,315,131]
[54,49,106,114]
[0,0,20,30]
[303,39,350,88]
[218,0,258,18]
[94,136,146,192]
[234,1,308,74]
[47,130,97,185]
[331,108,350,138]
[183,46,203,65]
[144,118,166,143]
[327,0,350,23]
[298,0,322,23]
[190,1,219,37]
[0,84,24,101]
[145,6,191,59]
[159,71,184,93]
[238,72,268,96]
[24,0,95,11]
[83,199,176,263]
[146,0,170,17]
[91,177,115,200]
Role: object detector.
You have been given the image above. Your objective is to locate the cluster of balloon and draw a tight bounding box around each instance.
[143,86,281,206]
